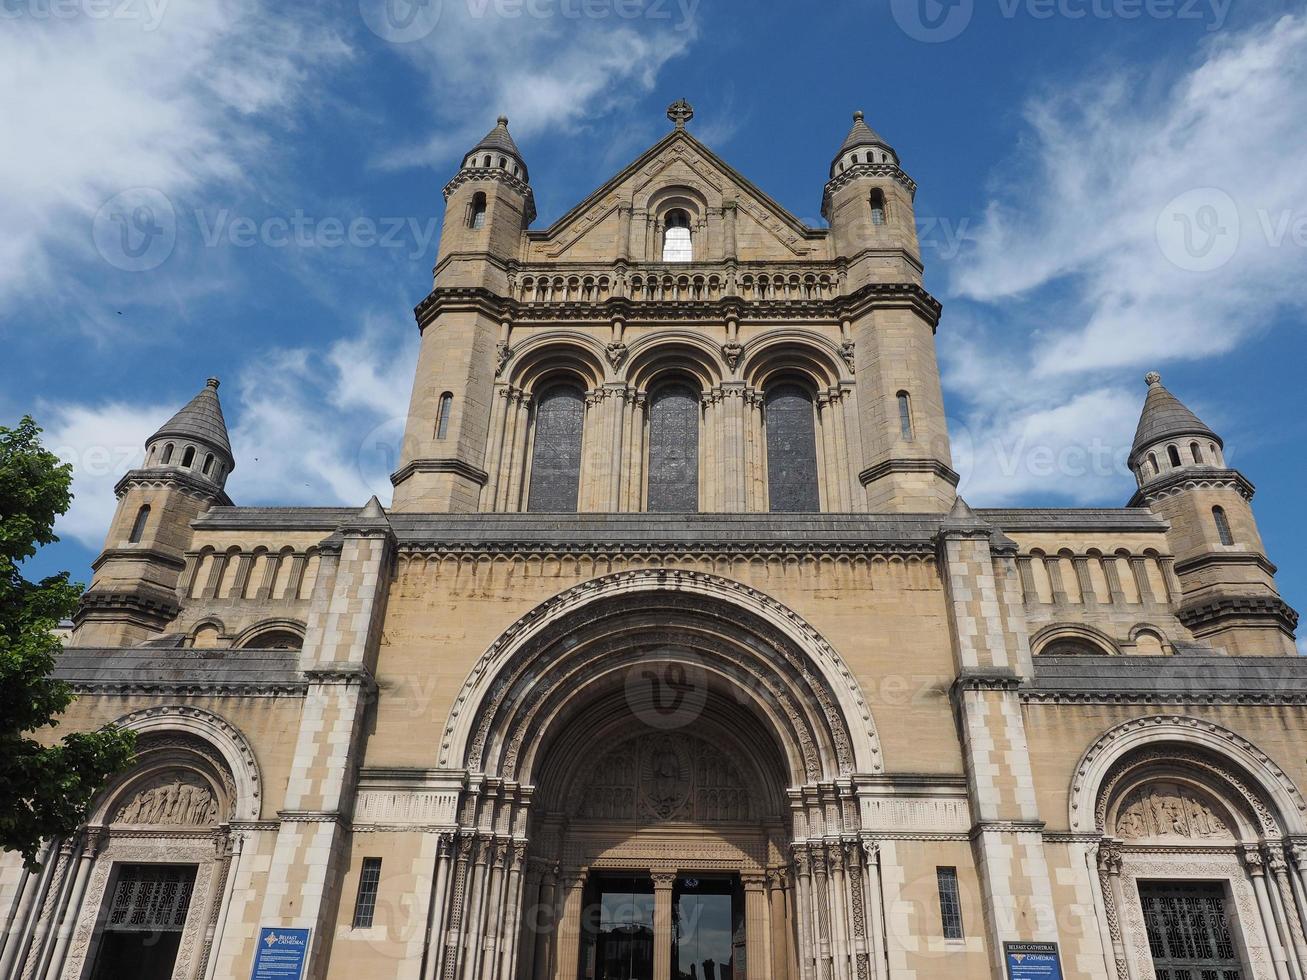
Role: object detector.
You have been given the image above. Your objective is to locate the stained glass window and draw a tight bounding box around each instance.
[647,385,700,512]
[936,867,964,940]
[765,384,820,513]
[528,385,585,512]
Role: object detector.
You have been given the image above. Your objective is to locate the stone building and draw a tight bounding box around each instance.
[2,102,1305,980]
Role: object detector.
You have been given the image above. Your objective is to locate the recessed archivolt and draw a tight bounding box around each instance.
[739,330,848,390]
[97,705,263,822]
[623,332,725,391]
[1069,714,1307,836]
[505,332,607,393]
[440,569,882,783]
[1031,622,1120,656]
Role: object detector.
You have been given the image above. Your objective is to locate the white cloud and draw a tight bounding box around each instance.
[368,0,700,170]
[952,13,1307,376]
[0,0,351,311]
[940,13,1307,506]
[42,320,417,548]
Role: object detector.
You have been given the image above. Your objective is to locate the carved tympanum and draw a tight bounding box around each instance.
[1114,782,1232,841]
[113,773,219,827]
[576,732,752,823]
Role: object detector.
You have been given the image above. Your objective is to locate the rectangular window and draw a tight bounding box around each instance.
[352,857,383,928]
[937,867,964,940]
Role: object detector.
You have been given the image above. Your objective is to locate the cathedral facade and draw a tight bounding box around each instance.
[3,102,1306,980]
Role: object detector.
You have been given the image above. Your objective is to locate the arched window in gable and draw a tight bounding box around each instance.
[527,384,586,513]
[662,209,692,262]
[128,504,150,544]
[647,384,700,512]
[870,188,887,225]
[765,383,820,513]
[1213,506,1234,546]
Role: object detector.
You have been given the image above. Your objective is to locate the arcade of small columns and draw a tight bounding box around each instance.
[481,333,858,513]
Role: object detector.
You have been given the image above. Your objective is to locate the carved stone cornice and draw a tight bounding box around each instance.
[114,467,232,505]
[859,457,960,488]
[1173,551,1279,578]
[951,668,1022,697]
[74,584,181,629]
[91,547,188,573]
[1128,467,1256,507]
[398,539,936,561]
[821,162,918,211]
[441,169,537,224]
[1178,594,1298,633]
[390,458,490,488]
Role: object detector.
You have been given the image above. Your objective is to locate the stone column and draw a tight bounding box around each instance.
[743,873,770,980]
[1015,556,1038,603]
[479,842,510,980]
[1245,846,1294,980]
[1103,555,1127,604]
[767,870,791,980]
[43,830,99,980]
[858,841,888,980]
[531,866,559,980]
[1128,556,1154,604]
[1096,841,1135,980]
[553,872,586,980]
[1267,847,1307,980]
[791,846,817,980]
[1072,555,1097,606]
[826,844,851,980]
[501,843,528,980]
[653,872,677,980]
[462,839,494,980]
[421,834,456,980]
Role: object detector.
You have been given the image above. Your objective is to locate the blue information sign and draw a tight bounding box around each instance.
[251,927,311,980]
[1005,942,1063,980]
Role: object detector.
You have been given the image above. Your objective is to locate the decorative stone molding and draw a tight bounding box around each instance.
[1179,595,1299,633]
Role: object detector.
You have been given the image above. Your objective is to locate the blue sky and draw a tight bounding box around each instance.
[3,0,1306,634]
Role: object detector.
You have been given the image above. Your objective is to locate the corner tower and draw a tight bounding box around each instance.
[392,116,534,511]
[825,111,957,511]
[1129,371,1297,654]
[73,378,234,646]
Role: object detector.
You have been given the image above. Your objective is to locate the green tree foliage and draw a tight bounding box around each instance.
[0,417,136,871]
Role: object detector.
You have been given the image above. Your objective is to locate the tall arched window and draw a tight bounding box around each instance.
[202,453,214,475]
[1191,442,1203,463]
[161,443,174,465]
[436,392,454,440]
[647,384,699,512]
[662,209,692,262]
[897,391,914,440]
[527,385,585,512]
[181,446,195,468]
[765,383,820,513]
[128,504,150,544]
[469,193,487,229]
[1213,506,1234,546]
[870,189,887,225]
[1147,452,1159,477]
[1167,445,1182,467]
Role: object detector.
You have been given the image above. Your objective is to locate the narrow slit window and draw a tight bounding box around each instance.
[870,188,887,225]
[897,391,913,440]
[436,392,454,440]
[128,505,150,544]
[352,858,383,928]
[1213,506,1234,546]
[936,867,964,940]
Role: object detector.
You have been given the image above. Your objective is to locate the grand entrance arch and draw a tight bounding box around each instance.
[429,570,886,980]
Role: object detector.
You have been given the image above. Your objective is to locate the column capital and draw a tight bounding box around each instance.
[741,872,767,890]
[651,871,677,889]
[1097,839,1123,876]
[1241,843,1267,876]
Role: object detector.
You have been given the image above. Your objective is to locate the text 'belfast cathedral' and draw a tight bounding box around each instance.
[5,101,1307,980]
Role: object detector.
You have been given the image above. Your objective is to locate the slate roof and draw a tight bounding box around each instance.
[837,111,895,158]
[149,378,233,462]
[471,116,523,161]
[1131,372,1221,463]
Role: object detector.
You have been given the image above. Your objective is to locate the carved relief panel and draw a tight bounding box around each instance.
[575,732,754,823]
[1113,781,1233,842]
[112,772,220,827]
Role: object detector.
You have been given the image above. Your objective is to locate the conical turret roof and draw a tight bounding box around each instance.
[471,116,522,159]
[1130,372,1221,464]
[149,377,233,463]
[838,110,892,156]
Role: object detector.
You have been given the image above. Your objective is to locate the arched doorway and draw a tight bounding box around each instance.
[432,570,885,980]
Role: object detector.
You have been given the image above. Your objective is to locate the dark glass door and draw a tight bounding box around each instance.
[582,875,655,980]
[89,864,197,980]
[1139,881,1244,980]
[673,876,742,980]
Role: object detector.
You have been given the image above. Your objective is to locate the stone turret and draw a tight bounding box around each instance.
[1129,372,1297,654]
[73,378,235,646]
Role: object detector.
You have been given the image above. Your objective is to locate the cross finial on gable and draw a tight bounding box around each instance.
[667,99,694,129]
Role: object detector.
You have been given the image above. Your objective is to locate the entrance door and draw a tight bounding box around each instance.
[583,875,655,980]
[89,864,197,980]
[1139,881,1244,980]
[673,876,742,980]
